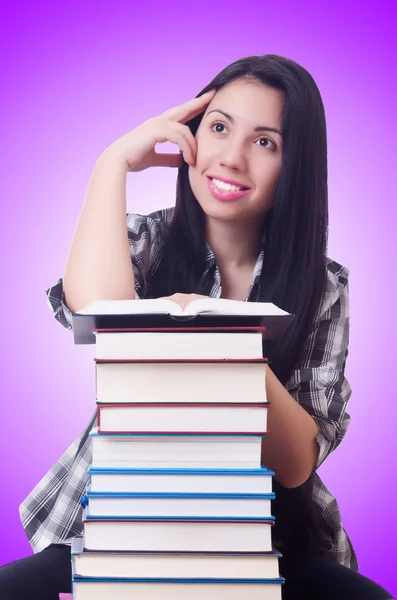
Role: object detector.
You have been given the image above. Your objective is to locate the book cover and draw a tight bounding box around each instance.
[72,312,294,344]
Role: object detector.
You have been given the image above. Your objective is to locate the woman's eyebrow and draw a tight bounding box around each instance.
[207,109,283,137]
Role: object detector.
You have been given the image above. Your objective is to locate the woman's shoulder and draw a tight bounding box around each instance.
[317,257,350,320]
[325,256,349,286]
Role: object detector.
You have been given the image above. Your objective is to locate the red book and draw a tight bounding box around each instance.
[97,403,270,435]
[92,327,266,361]
[94,358,269,406]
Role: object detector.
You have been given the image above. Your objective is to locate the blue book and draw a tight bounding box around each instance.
[81,489,275,520]
[87,466,275,495]
[71,576,284,600]
[71,535,283,580]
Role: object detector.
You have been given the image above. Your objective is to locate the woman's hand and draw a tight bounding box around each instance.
[158,293,210,312]
[102,89,216,172]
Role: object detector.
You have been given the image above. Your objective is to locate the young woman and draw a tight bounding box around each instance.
[1,54,392,599]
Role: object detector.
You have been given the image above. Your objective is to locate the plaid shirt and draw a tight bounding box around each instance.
[19,207,357,570]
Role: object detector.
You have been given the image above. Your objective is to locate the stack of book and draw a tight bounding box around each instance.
[67,297,294,600]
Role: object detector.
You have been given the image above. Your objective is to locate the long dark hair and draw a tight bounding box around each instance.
[145,54,333,561]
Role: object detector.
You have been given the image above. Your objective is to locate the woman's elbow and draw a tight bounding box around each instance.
[276,443,319,489]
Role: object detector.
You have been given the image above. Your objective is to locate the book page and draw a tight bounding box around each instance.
[77,298,184,316]
[183,297,290,316]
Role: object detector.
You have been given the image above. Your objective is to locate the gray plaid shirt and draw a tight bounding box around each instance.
[19,207,358,570]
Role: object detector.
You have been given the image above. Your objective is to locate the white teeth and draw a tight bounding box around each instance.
[211,178,244,192]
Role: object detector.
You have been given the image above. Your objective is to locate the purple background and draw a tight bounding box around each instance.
[1,0,396,595]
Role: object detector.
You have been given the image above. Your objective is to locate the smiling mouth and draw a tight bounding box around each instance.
[207,176,250,192]
[206,177,251,201]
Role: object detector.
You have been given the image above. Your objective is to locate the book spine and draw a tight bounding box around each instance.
[97,403,270,408]
[83,492,276,500]
[82,516,275,524]
[94,358,269,363]
[87,467,275,475]
[72,576,285,584]
[93,326,266,333]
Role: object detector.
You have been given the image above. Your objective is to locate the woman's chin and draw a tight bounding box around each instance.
[197,200,243,222]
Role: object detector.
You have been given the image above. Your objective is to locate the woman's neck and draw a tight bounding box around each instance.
[205,216,264,271]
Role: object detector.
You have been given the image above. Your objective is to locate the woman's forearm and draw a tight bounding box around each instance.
[63,151,135,313]
[261,365,319,488]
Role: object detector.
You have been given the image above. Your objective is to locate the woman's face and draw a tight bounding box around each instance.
[188,78,284,225]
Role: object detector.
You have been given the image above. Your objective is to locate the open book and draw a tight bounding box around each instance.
[72,298,295,345]
[76,297,290,317]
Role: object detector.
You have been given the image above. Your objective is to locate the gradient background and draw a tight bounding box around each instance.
[1,0,396,596]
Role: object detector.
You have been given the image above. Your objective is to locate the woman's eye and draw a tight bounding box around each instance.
[257,137,275,150]
[210,122,275,150]
[211,122,227,134]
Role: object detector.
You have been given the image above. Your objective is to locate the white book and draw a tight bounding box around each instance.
[95,361,268,405]
[72,298,295,345]
[89,429,263,469]
[94,330,264,360]
[88,468,274,495]
[82,518,274,552]
[97,404,268,434]
[71,535,282,580]
[72,580,283,600]
[77,297,290,317]
[83,493,274,519]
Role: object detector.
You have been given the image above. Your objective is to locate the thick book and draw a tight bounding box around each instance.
[81,490,275,519]
[95,360,268,405]
[71,297,294,344]
[71,578,284,600]
[89,429,264,469]
[93,327,265,360]
[71,578,283,600]
[82,516,275,553]
[71,535,282,580]
[96,403,269,435]
[87,467,275,495]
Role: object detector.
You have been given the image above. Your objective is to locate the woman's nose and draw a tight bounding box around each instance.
[218,141,248,172]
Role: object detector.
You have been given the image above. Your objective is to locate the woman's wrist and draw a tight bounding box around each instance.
[95,147,129,175]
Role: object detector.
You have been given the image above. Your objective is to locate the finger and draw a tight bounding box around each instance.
[158,295,186,310]
[157,295,181,302]
[176,90,217,124]
[151,120,197,164]
[158,125,196,165]
[168,122,197,164]
[164,89,216,124]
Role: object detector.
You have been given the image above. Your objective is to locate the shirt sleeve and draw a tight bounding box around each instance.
[284,260,352,469]
[44,209,172,332]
